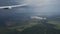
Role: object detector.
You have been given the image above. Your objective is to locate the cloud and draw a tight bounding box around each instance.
[31,16,46,20]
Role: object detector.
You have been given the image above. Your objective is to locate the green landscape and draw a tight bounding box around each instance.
[47,20,60,29]
[0,16,60,34]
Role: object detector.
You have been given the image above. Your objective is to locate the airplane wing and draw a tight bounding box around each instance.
[9,4,27,7]
[0,4,27,9]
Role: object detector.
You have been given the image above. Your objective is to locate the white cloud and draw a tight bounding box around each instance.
[31,16,46,20]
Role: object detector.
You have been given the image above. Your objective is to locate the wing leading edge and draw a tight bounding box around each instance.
[0,4,27,9]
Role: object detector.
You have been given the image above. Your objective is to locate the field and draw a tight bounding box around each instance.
[47,20,60,29]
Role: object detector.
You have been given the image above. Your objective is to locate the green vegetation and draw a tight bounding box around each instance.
[0,17,60,34]
[8,22,38,32]
[47,20,60,29]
